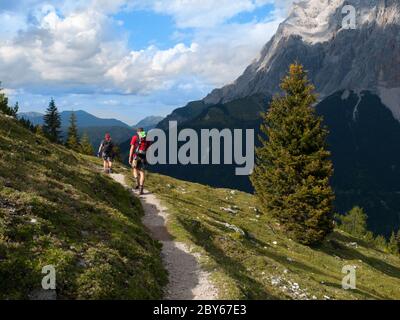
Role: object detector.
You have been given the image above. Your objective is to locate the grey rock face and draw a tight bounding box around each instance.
[204,0,400,115]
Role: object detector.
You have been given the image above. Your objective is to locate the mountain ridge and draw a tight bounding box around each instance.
[204,0,400,116]
[133,116,164,131]
[160,0,400,128]
[19,110,131,128]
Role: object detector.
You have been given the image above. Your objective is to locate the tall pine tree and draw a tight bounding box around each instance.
[43,98,61,143]
[66,111,80,150]
[251,63,335,245]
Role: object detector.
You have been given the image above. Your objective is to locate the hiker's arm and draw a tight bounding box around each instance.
[97,142,103,157]
[129,145,134,164]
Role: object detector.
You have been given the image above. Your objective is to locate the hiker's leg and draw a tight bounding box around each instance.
[138,170,145,195]
[139,170,145,186]
[132,167,140,189]
[108,161,113,173]
[103,160,108,172]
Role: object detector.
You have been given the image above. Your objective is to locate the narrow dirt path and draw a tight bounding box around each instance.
[110,173,218,300]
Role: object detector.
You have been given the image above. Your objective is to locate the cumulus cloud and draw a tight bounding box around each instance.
[129,0,296,28]
[0,0,292,100]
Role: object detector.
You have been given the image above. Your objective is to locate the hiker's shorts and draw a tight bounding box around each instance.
[132,154,146,171]
[103,153,114,162]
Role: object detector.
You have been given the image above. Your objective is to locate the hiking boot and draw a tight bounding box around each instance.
[139,186,144,195]
[133,178,140,190]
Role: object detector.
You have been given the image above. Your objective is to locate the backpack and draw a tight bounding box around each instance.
[135,133,148,156]
[102,140,114,155]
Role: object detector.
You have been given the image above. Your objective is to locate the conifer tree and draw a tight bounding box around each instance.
[0,84,18,117]
[0,84,9,114]
[79,133,94,156]
[251,63,335,245]
[43,98,62,143]
[19,117,35,132]
[388,231,399,255]
[374,235,387,251]
[338,206,368,238]
[113,144,122,163]
[35,125,45,137]
[66,111,80,150]
[11,102,19,117]
[398,230,400,248]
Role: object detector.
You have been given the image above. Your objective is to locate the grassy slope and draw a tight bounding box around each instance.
[144,173,400,300]
[0,114,167,299]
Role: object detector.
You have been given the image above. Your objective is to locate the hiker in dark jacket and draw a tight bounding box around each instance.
[98,133,115,174]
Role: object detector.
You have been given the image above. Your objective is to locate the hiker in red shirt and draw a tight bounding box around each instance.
[129,128,151,195]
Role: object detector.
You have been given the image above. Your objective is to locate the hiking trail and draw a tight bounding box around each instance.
[110,173,218,300]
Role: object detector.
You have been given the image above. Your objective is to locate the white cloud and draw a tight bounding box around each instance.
[0,0,290,101]
[131,0,296,28]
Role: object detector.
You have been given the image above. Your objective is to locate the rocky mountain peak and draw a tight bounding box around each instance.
[204,0,400,119]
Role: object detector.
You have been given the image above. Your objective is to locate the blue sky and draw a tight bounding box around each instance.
[0,0,291,125]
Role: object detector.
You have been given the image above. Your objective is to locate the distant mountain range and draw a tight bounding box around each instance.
[153,0,400,237]
[19,110,131,128]
[133,116,164,131]
[19,110,164,150]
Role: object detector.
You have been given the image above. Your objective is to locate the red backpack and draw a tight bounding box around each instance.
[135,134,149,155]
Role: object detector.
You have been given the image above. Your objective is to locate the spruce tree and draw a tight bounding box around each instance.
[66,111,80,150]
[19,117,35,132]
[79,133,94,156]
[251,63,335,245]
[0,84,9,114]
[43,98,62,143]
[338,206,368,238]
[35,125,45,137]
[113,144,122,163]
[388,232,399,255]
[374,235,387,251]
[0,85,19,118]
[12,102,19,117]
[398,230,400,249]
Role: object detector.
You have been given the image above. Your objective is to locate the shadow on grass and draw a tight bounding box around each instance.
[204,218,331,277]
[318,234,400,281]
[177,216,280,300]
[0,152,167,299]
[322,281,388,300]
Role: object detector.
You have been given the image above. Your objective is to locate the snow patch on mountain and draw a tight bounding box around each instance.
[281,0,344,44]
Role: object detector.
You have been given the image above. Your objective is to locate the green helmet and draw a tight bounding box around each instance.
[138,131,147,139]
